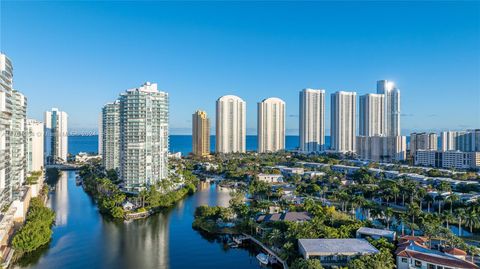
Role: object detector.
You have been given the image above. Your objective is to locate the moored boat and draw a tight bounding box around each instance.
[256,253,269,265]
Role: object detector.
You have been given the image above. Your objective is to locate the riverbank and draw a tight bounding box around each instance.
[124,184,196,220]
[11,188,55,265]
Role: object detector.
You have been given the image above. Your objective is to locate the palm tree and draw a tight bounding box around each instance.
[454,208,466,237]
[407,203,422,236]
[399,213,408,236]
[382,191,393,206]
[384,207,394,230]
[464,209,479,234]
[442,211,454,230]
[435,194,444,214]
[424,194,434,213]
[268,229,283,247]
[416,188,427,209]
[446,193,459,214]
[391,184,400,205]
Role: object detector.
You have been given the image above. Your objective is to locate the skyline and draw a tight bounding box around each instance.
[1,1,479,135]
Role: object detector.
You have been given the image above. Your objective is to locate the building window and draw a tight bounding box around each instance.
[401,258,408,263]
[427,264,435,269]
[414,260,422,268]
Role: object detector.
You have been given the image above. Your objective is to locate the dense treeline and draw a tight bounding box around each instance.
[79,161,198,219]
[12,196,55,254]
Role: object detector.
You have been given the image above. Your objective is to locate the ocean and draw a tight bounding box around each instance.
[68,135,332,156]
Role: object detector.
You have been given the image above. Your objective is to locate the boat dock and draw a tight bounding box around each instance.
[241,233,289,269]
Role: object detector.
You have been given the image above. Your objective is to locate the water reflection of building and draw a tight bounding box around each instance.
[196,182,232,208]
[53,172,69,226]
[104,214,169,268]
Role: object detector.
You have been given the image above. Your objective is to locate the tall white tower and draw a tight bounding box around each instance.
[215,95,246,153]
[359,93,385,136]
[299,89,325,152]
[377,80,400,136]
[331,91,357,153]
[118,82,169,192]
[257,97,285,153]
[44,108,68,164]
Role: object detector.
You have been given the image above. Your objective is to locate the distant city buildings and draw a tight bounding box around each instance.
[215,95,246,153]
[331,91,356,153]
[257,97,285,153]
[441,129,480,152]
[410,132,438,156]
[27,119,44,172]
[356,136,406,163]
[44,108,68,164]
[415,150,480,170]
[299,89,325,153]
[102,82,169,192]
[192,110,210,157]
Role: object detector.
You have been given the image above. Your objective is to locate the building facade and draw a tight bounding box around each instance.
[376,80,400,137]
[359,93,384,136]
[10,91,27,189]
[27,119,44,172]
[118,82,169,192]
[410,132,438,156]
[331,91,356,153]
[44,108,68,164]
[299,89,325,152]
[0,53,14,207]
[215,95,246,153]
[0,53,29,208]
[415,150,480,170]
[356,135,406,162]
[101,101,120,171]
[257,97,285,153]
[441,130,480,152]
[192,110,210,157]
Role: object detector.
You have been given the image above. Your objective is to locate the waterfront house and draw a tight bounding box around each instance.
[298,238,379,266]
[280,167,305,176]
[395,236,478,269]
[122,201,135,211]
[256,211,311,223]
[304,171,326,179]
[356,227,396,241]
[257,173,284,183]
[331,164,360,175]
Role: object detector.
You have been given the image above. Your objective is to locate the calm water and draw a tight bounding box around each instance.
[69,135,330,156]
[16,172,265,269]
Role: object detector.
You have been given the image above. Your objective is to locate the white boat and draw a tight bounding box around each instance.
[256,253,269,265]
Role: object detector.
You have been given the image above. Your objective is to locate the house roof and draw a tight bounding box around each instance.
[256,211,311,222]
[398,235,428,244]
[299,239,379,256]
[357,227,396,237]
[406,251,477,269]
[443,247,467,256]
[395,241,478,269]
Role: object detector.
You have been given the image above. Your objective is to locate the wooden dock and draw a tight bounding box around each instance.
[242,233,289,269]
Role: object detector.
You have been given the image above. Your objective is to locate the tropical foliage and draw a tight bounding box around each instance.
[12,198,55,253]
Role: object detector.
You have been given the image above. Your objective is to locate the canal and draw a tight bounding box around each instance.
[15,171,265,269]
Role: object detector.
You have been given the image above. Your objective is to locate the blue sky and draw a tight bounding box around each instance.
[1,1,479,135]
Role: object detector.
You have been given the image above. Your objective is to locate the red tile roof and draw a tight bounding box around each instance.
[406,251,478,269]
[444,247,467,256]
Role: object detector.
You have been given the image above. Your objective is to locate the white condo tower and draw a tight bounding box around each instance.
[257,97,285,153]
[299,89,325,152]
[215,95,246,153]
